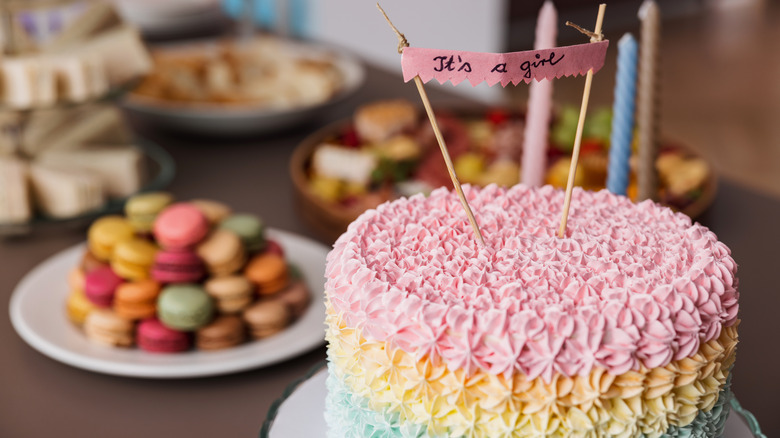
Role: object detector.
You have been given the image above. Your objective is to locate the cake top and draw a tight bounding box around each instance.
[326,185,739,381]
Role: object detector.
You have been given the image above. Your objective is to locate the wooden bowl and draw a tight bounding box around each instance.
[290,114,718,243]
[290,119,359,243]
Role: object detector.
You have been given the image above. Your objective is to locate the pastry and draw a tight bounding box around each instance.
[195,315,246,350]
[324,185,739,437]
[264,240,284,258]
[84,309,134,347]
[28,163,105,218]
[153,203,210,249]
[219,214,266,252]
[136,318,190,353]
[65,195,306,352]
[275,280,311,319]
[80,250,109,273]
[354,99,418,143]
[78,25,151,86]
[189,199,232,225]
[87,215,134,261]
[124,192,174,233]
[204,275,254,314]
[157,284,214,331]
[196,229,246,276]
[312,144,377,186]
[242,299,290,339]
[114,279,161,320]
[151,249,205,284]
[0,157,31,224]
[66,288,97,326]
[110,237,158,280]
[36,146,144,198]
[132,37,342,109]
[244,252,289,295]
[67,267,86,292]
[83,265,123,308]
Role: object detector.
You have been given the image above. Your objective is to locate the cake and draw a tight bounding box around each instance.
[324,184,739,437]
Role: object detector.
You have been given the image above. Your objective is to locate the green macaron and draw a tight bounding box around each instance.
[125,192,174,233]
[219,214,266,252]
[157,284,214,331]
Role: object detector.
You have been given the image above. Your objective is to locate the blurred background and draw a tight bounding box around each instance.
[0,0,777,437]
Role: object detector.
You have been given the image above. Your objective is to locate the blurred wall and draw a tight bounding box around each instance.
[305,0,509,101]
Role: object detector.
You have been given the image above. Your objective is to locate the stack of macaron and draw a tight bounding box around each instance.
[65,192,311,353]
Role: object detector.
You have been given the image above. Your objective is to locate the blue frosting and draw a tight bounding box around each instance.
[324,364,734,438]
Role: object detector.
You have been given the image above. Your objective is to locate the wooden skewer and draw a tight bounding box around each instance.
[377,3,486,247]
[557,4,607,239]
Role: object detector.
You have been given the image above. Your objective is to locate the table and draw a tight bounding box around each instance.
[1,46,777,438]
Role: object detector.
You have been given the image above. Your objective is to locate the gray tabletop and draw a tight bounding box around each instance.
[1,64,776,437]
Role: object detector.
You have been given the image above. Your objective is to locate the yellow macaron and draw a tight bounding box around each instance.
[66,288,97,326]
[88,216,135,261]
[111,238,158,280]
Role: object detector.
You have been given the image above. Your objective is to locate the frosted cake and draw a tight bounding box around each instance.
[324,185,738,437]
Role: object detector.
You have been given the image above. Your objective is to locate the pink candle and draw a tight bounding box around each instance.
[521,1,557,187]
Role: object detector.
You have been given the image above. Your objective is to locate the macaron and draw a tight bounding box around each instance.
[68,267,86,292]
[81,250,108,273]
[204,275,255,314]
[190,199,232,225]
[152,249,205,284]
[84,266,124,307]
[137,318,191,353]
[125,192,174,233]
[196,229,246,276]
[88,215,134,261]
[157,284,214,331]
[264,239,284,258]
[66,288,97,326]
[84,309,134,347]
[243,299,290,339]
[111,237,158,280]
[153,203,210,249]
[244,252,289,295]
[114,279,161,320]
[196,315,246,350]
[219,214,266,252]
[276,280,311,319]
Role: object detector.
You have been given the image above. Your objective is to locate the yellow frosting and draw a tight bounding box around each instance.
[326,306,738,438]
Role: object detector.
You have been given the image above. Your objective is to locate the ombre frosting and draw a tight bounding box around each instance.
[325,366,734,438]
[326,185,739,380]
[326,307,737,437]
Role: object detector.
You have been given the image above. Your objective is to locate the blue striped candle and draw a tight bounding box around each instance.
[607,33,639,196]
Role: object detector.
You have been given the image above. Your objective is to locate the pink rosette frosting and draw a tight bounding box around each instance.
[325,185,739,381]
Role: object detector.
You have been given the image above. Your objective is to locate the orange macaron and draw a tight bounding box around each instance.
[244,253,289,295]
[114,279,161,320]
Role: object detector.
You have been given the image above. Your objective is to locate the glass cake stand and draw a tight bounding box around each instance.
[260,361,767,438]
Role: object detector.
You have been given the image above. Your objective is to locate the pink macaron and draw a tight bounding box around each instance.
[153,203,210,250]
[136,318,191,353]
[264,239,284,258]
[152,249,205,284]
[84,266,124,308]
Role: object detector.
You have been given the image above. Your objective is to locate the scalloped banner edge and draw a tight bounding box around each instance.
[402,40,609,87]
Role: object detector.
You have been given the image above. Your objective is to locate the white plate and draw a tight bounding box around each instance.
[110,0,224,37]
[122,38,365,136]
[9,229,329,379]
[262,366,765,438]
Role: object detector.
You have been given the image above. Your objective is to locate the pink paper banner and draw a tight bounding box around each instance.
[402,40,609,87]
